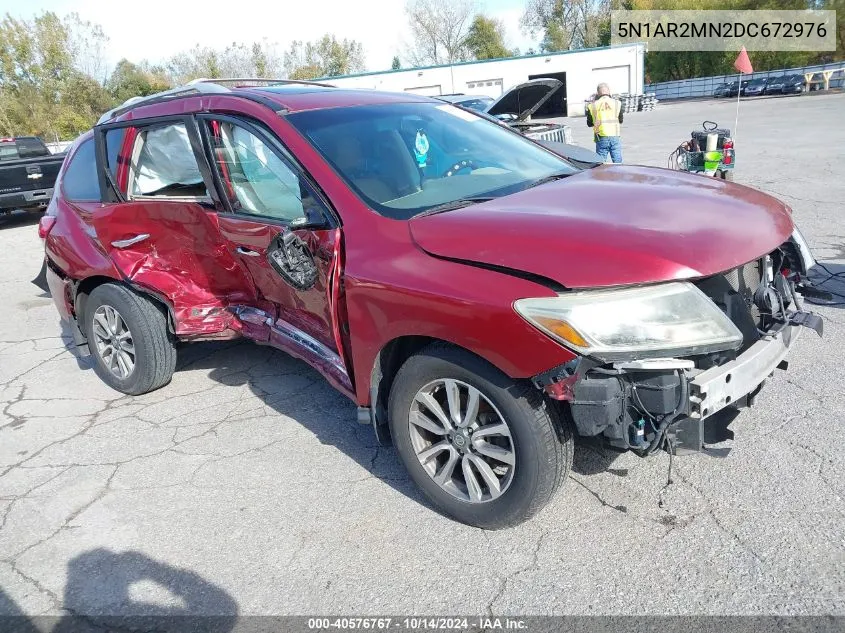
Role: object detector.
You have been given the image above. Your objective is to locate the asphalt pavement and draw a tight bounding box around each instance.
[1,93,844,619]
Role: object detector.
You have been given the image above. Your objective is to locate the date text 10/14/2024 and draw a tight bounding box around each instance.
[307,617,528,630]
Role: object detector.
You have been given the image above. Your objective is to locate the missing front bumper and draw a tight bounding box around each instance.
[689,322,804,421]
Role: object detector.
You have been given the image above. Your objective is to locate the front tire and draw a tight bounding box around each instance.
[83,283,176,395]
[388,344,572,529]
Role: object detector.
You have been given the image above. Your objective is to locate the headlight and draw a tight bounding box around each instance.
[514,282,743,361]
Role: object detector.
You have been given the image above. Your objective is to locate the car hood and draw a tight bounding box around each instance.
[408,165,794,289]
[485,78,562,121]
[535,140,603,167]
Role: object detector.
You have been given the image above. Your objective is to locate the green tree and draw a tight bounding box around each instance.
[391,55,402,69]
[522,0,612,51]
[464,15,513,59]
[405,0,475,64]
[253,43,268,77]
[107,59,170,103]
[0,12,113,139]
[284,35,366,79]
[631,0,838,82]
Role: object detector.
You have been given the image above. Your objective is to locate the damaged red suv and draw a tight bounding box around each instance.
[41,79,821,528]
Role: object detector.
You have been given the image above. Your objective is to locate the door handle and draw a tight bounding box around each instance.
[111,234,150,248]
[236,246,261,257]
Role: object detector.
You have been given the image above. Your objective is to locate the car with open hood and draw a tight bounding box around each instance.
[437,78,572,144]
[40,78,821,529]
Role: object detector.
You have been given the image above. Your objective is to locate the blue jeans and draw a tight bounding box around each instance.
[595,136,622,163]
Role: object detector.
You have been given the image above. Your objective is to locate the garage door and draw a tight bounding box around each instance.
[465,79,503,97]
[592,66,630,94]
[404,85,442,96]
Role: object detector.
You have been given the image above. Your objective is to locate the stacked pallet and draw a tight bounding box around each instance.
[639,93,658,111]
[615,93,640,113]
[608,92,659,113]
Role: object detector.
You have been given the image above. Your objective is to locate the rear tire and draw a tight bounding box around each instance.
[83,283,176,395]
[388,344,572,529]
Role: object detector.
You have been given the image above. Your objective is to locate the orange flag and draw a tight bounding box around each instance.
[733,46,753,74]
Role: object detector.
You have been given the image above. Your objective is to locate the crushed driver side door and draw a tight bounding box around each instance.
[199,114,353,398]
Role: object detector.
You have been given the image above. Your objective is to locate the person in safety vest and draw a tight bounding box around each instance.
[586,83,623,163]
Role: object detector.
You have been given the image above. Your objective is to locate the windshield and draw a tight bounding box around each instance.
[287,102,575,220]
[458,97,494,111]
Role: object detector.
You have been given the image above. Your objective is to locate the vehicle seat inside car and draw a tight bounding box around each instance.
[371,130,421,198]
[331,132,420,204]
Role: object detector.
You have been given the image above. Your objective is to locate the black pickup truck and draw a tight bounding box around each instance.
[0,137,65,216]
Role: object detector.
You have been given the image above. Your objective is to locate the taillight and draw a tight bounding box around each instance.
[723,138,734,150]
[38,216,56,240]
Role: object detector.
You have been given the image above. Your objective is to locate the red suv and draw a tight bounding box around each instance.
[41,79,821,528]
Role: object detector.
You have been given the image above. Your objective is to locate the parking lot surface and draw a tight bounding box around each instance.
[1,93,844,617]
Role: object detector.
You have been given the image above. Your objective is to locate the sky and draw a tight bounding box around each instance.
[2,0,541,74]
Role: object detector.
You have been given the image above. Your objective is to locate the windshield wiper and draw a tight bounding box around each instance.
[415,196,495,218]
[525,171,574,189]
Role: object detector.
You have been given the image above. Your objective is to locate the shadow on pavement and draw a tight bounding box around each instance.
[1,548,238,632]
[0,211,41,231]
[191,339,613,513]
[193,342,430,512]
[807,261,845,311]
[572,436,624,477]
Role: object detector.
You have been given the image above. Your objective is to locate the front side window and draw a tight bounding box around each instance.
[129,123,208,199]
[204,119,308,222]
[288,102,574,220]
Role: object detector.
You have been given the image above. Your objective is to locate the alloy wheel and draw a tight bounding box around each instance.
[408,378,515,503]
[91,304,135,379]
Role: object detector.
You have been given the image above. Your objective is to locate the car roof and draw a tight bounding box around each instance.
[113,84,436,121]
[245,85,436,112]
[436,94,492,103]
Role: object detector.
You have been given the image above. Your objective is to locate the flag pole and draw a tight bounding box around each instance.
[732,46,752,143]
[734,72,741,141]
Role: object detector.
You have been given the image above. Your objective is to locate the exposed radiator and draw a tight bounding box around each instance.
[525,127,573,145]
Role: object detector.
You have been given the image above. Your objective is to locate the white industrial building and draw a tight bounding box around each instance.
[328,43,645,117]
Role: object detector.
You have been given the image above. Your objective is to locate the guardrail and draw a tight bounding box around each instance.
[645,61,845,100]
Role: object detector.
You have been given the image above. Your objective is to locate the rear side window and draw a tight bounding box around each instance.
[17,138,49,158]
[128,123,208,200]
[62,139,101,202]
[0,142,19,161]
[0,138,49,161]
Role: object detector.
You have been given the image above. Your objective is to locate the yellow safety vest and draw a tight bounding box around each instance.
[589,96,621,139]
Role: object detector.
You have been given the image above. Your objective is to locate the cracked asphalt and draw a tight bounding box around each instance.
[1,93,844,618]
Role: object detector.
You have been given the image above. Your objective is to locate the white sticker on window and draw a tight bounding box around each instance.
[435,104,480,122]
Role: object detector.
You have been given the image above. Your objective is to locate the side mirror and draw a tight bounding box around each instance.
[289,206,329,231]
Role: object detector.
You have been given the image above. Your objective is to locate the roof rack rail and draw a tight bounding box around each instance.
[96,77,335,124]
[96,82,229,124]
[189,77,337,89]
